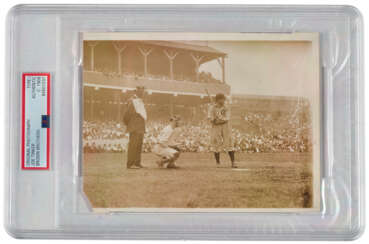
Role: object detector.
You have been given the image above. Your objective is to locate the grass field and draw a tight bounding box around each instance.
[83,152,313,209]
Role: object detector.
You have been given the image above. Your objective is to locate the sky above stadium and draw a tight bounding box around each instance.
[200,41,317,99]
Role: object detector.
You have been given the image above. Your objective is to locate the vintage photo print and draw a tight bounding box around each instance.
[81,32,320,212]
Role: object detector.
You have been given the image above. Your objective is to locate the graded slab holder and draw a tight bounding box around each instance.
[4,4,365,240]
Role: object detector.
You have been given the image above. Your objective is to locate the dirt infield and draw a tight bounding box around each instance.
[83,152,312,209]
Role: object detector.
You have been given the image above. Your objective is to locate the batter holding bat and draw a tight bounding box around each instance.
[207,92,237,168]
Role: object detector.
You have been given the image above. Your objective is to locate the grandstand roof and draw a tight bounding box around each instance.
[139,41,227,58]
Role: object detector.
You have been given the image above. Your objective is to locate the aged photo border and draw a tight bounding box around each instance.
[81,32,321,213]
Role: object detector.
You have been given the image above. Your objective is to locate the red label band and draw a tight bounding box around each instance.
[22,73,51,170]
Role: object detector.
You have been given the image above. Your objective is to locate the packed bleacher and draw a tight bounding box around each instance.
[83,110,312,154]
[82,120,128,153]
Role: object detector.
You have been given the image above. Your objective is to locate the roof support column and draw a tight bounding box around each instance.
[163,49,178,80]
[190,53,203,82]
[217,57,226,83]
[88,41,99,71]
[112,42,127,75]
[90,96,94,121]
[138,47,153,77]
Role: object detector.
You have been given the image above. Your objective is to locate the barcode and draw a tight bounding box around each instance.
[41,77,47,97]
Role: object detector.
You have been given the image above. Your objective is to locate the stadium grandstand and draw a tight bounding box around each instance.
[83,40,230,123]
[83,41,312,154]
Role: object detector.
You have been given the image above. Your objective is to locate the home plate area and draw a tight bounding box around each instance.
[83,152,312,209]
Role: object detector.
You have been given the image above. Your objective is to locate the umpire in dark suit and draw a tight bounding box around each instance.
[123,86,147,169]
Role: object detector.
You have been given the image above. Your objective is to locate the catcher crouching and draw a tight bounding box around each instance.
[152,115,182,169]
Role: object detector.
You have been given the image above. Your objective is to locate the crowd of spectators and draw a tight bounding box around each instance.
[83,120,128,153]
[198,71,222,84]
[83,110,312,154]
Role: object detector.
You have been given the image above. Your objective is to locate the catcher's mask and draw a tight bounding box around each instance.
[170,115,181,122]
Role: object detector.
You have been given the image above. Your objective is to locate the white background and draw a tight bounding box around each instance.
[0,0,367,243]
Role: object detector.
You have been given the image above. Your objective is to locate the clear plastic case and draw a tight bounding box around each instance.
[4,4,364,240]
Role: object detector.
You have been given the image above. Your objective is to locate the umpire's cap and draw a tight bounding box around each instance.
[215,93,226,101]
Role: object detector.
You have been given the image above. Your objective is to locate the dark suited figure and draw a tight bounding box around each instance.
[123,86,147,169]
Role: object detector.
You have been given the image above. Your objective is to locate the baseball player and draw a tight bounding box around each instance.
[208,93,237,168]
[152,115,182,169]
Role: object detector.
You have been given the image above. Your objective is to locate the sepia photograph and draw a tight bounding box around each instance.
[81,32,320,211]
